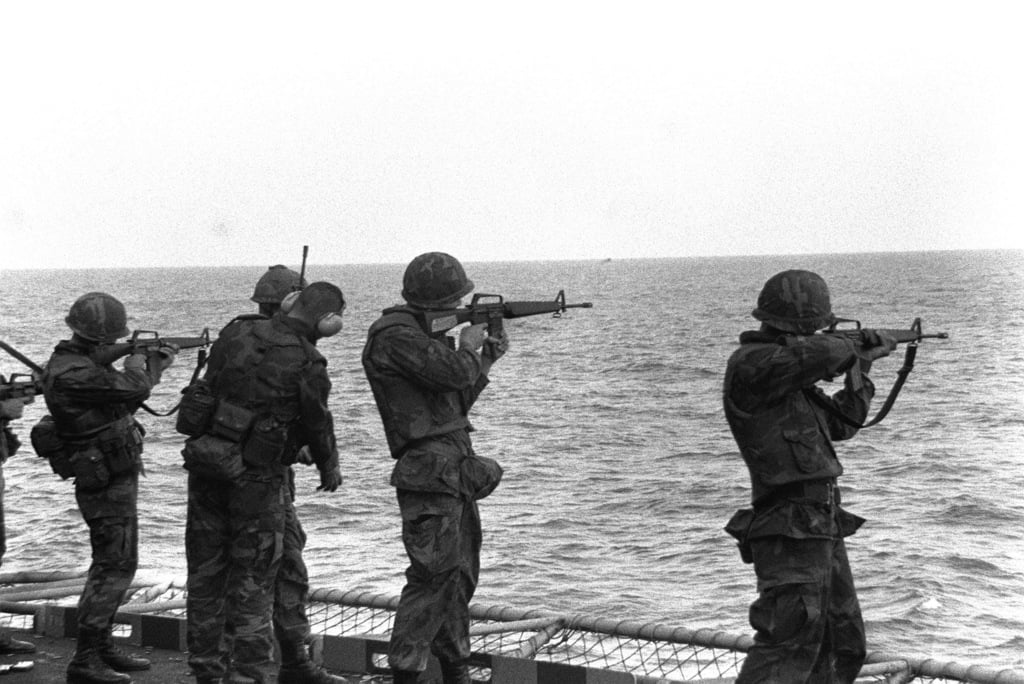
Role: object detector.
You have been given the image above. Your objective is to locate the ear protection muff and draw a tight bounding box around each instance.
[281,287,343,336]
[316,311,344,337]
[280,290,301,313]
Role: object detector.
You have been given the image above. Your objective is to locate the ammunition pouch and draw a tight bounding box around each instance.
[176,380,218,437]
[30,415,74,480]
[181,434,246,482]
[95,420,144,475]
[69,445,110,490]
[725,508,756,564]
[460,453,503,500]
[181,399,262,480]
[242,417,288,469]
[209,400,255,443]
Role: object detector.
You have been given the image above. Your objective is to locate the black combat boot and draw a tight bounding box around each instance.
[278,661,348,684]
[66,628,132,683]
[276,639,346,684]
[98,630,151,671]
[439,660,471,684]
[226,674,258,684]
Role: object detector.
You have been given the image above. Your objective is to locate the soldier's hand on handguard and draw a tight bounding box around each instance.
[859,330,898,361]
[317,465,342,492]
[0,397,30,420]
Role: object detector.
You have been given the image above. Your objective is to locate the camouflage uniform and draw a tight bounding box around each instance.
[0,418,17,561]
[217,314,316,670]
[42,339,152,640]
[274,466,313,664]
[723,330,873,683]
[1,414,36,654]
[362,307,496,674]
[186,313,339,684]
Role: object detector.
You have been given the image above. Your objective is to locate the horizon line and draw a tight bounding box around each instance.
[2,246,1020,273]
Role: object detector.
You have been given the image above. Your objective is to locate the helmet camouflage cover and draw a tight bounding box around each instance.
[65,292,131,343]
[251,265,308,304]
[401,252,474,308]
[752,269,835,334]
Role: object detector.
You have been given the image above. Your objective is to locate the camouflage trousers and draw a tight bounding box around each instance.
[736,535,866,684]
[0,464,6,562]
[274,493,312,662]
[74,475,139,634]
[388,490,482,673]
[186,472,287,683]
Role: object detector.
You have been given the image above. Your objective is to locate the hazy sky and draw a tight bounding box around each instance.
[2,1,1021,270]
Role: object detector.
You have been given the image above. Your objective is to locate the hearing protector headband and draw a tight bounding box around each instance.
[280,289,344,337]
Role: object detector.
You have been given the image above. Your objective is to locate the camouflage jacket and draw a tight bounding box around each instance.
[205,313,338,471]
[724,331,875,508]
[43,339,153,440]
[362,307,487,493]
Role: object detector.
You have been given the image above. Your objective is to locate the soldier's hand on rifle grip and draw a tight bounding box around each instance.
[483,330,509,363]
[155,345,179,372]
[124,353,148,372]
[458,323,489,353]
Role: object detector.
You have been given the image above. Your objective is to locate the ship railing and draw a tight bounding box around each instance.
[2,572,1023,684]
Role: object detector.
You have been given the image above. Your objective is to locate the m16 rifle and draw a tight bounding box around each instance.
[0,340,43,403]
[0,373,40,402]
[824,317,949,345]
[813,317,949,428]
[416,290,593,347]
[91,329,212,367]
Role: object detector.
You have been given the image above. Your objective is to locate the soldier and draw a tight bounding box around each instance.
[42,292,177,684]
[362,252,508,684]
[723,270,896,683]
[185,281,345,684]
[0,382,37,658]
[251,264,308,318]
[245,265,345,684]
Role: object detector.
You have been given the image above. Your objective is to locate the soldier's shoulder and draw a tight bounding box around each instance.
[46,345,95,374]
[218,314,265,336]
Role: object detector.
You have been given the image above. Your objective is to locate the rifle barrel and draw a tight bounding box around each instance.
[160,334,211,349]
[832,328,949,344]
[0,339,46,375]
[503,301,564,318]
[92,329,210,365]
[503,300,592,317]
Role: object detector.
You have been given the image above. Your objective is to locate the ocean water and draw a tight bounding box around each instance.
[2,250,1022,669]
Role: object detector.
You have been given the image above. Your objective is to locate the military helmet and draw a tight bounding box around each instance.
[401,252,474,308]
[251,265,308,304]
[65,292,131,343]
[752,269,835,334]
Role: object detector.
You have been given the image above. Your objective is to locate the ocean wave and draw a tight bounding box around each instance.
[5,253,1024,668]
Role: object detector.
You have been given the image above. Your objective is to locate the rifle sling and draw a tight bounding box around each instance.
[139,348,209,418]
[804,342,918,429]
